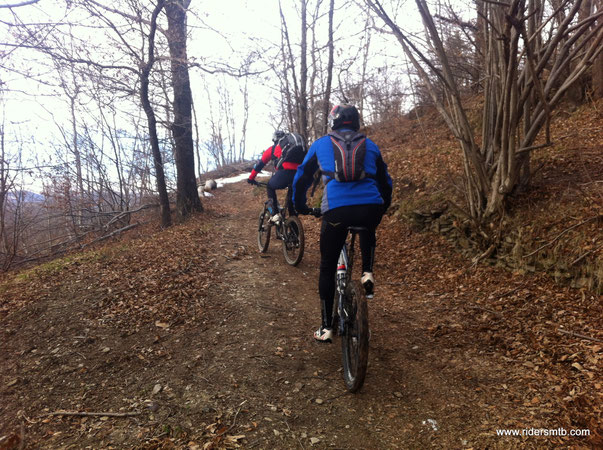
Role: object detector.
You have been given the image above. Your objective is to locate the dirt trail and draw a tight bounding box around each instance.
[1,180,600,449]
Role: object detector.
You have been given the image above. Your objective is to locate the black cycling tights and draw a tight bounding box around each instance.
[266,169,296,213]
[318,204,383,328]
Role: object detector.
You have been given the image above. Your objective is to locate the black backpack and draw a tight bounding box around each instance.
[324,130,368,182]
[275,133,307,169]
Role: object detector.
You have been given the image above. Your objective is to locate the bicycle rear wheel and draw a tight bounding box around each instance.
[341,280,369,392]
[257,210,271,252]
[282,216,305,266]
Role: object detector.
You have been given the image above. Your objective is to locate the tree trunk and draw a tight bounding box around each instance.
[279,1,299,131]
[323,0,335,135]
[299,0,308,138]
[591,2,603,99]
[165,0,203,218]
[68,94,85,199]
[141,0,171,228]
[593,52,603,98]
[191,100,203,183]
[567,0,593,104]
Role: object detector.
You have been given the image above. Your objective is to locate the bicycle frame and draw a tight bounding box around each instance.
[335,226,369,392]
[255,181,297,219]
[335,229,359,334]
[254,181,305,266]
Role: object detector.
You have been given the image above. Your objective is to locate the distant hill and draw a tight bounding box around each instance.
[7,190,45,203]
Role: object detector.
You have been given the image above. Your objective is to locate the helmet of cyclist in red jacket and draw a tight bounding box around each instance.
[328,104,360,132]
[272,130,286,143]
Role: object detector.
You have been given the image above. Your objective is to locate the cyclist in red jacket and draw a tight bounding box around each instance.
[248,131,303,224]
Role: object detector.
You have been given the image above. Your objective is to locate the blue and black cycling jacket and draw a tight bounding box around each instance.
[292,130,393,215]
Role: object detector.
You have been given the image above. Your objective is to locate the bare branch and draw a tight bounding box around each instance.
[0,0,40,8]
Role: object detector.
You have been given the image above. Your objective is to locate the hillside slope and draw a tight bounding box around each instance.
[373,98,602,294]
[1,177,601,448]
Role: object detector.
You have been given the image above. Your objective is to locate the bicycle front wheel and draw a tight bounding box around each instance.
[282,216,305,266]
[341,280,369,392]
[257,210,271,252]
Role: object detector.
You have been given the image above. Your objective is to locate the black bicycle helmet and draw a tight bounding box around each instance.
[272,130,286,143]
[328,104,360,131]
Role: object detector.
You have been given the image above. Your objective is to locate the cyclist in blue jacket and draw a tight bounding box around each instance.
[293,104,392,342]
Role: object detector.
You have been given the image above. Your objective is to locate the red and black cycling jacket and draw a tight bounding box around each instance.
[248,144,300,181]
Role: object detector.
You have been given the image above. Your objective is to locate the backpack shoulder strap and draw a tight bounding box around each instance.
[328,130,366,142]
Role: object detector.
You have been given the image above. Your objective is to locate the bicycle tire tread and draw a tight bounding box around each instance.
[341,280,369,392]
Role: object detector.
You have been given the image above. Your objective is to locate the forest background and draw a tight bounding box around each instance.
[0,0,601,277]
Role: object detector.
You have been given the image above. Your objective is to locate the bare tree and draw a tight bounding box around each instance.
[277,0,338,138]
[0,0,40,8]
[6,0,174,227]
[238,77,249,161]
[203,78,248,169]
[0,116,14,269]
[322,0,335,134]
[279,0,301,131]
[165,0,203,218]
[299,0,309,138]
[368,0,603,221]
[139,0,172,227]
[592,3,603,98]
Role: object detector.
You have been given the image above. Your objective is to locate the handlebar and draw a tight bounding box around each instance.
[249,178,319,217]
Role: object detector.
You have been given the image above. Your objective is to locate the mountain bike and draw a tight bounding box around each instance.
[299,209,370,392]
[334,226,370,392]
[254,181,305,266]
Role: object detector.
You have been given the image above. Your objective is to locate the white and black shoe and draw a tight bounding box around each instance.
[361,272,375,299]
[270,213,282,225]
[313,326,333,343]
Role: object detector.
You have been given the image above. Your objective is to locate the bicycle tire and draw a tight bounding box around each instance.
[341,280,369,392]
[257,210,271,253]
[281,216,305,266]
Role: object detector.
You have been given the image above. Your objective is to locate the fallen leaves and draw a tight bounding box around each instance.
[0,99,601,448]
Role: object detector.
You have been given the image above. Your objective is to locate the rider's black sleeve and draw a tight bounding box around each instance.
[376,155,392,211]
[253,160,266,173]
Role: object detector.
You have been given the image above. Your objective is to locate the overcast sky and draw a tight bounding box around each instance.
[0,0,474,190]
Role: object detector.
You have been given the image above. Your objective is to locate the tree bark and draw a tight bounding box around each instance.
[323,0,335,135]
[141,0,171,228]
[299,0,308,138]
[591,1,603,98]
[593,52,603,98]
[165,0,203,218]
[279,1,299,131]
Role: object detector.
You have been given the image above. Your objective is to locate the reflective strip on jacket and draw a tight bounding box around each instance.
[249,144,300,180]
